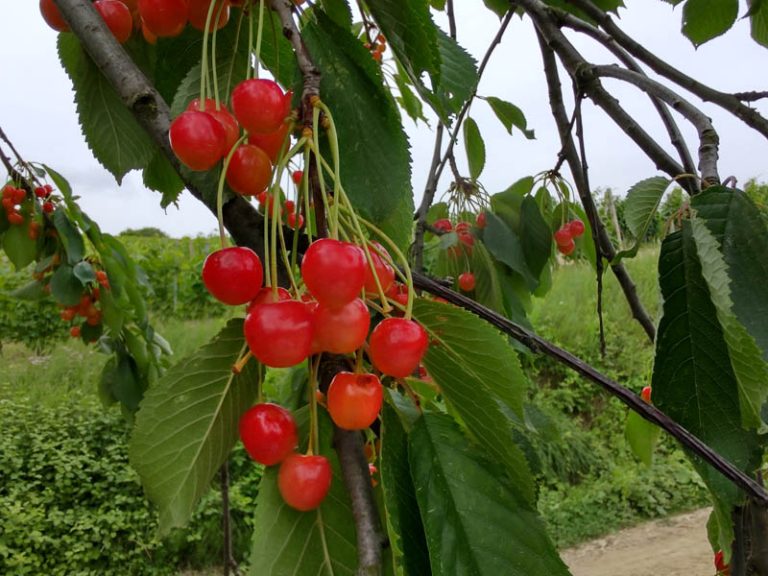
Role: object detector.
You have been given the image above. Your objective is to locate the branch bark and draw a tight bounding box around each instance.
[411,271,768,505]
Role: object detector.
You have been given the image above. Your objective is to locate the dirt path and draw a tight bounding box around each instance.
[562,508,714,576]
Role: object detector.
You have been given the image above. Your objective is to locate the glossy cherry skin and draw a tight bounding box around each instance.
[458,272,475,292]
[239,403,298,466]
[138,0,188,37]
[553,226,573,247]
[568,219,586,237]
[641,386,652,403]
[558,238,576,256]
[247,286,291,314]
[188,0,229,31]
[244,300,313,367]
[301,239,367,308]
[248,122,291,163]
[94,0,134,43]
[278,454,332,511]
[327,372,383,430]
[187,98,240,152]
[170,110,227,171]
[363,242,395,295]
[368,318,429,378]
[40,0,70,31]
[475,212,487,229]
[311,298,370,354]
[287,212,304,229]
[226,144,272,196]
[201,246,263,305]
[232,79,290,135]
[433,218,452,233]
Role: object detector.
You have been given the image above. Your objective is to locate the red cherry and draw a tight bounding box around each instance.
[60,307,77,322]
[201,246,263,305]
[327,372,383,430]
[458,272,475,292]
[432,218,452,233]
[1,186,13,199]
[476,212,487,229]
[568,219,586,237]
[94,1,133,43]
[457,231,474,248]
[186,100,240,153]
[368,318,429,378]
[187,0,229,31]
[311,298,370,354]
[43,202,54,214]
[558,238,576,256]
[287,212,304,229]
[291,170,304,186]
[553,226,573,247]
[40,0,70,31]
[363,241,395,295]
[34,187,47,199]
[141,19,157,43]
[714,550,728,572]
[170,110,227,171]
[70,325,81,338]
[283,200,296,214]
[1,198,14,212]
[7,212,24,226]
[244,300,313,367]
[301,239,366,308]
[248,122,291,163]
[138,0,188,37]
[247,286,291,313]
[455,221,471,234]
[278,454,332,511]
[641,386,652,403]
[232,79,290,135]
[12,188,26,204]
[226,144,272,196]
[239,403,298,466]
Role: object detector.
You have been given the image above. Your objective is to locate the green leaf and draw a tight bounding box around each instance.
[303,10,414,252]
[73,261,97,284]
[52,208,85,265]
[463,117,485,180]
[320,0,353,28]
[491,177,534,229]
[393,71,427,124]
[625,410,661,466]
[652,227,761,508]
[750,0,768,47]
[409,413,571,576]
[614,176,671,261]
[682,0,738,46]
[485,97,535,139]
[247,411,358,575]
[381,402,431,576]
[691,188,768,362]
[483,212,537,290]
[154,27,207,105]
[366,0,441,85]
[101,352,144,411]
[143,149,185,208]
[413,299,536,503]
[433,30,478,118]
[2,222,36,271]
[470,241,505,313]
[7,280,47,301]
[484,0,512,17]
[520,195,552,282]
[129,319,260,533]
[50,264,85,307]
[57,34,155,182]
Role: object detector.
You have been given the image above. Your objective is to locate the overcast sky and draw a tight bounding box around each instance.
[1,1,766,237]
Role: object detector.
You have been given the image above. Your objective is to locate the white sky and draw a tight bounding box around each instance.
[1,1,766,237]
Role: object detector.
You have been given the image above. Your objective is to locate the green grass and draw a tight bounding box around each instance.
[0,316,231,408]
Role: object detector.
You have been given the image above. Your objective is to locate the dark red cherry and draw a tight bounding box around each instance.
[201,246,263,305]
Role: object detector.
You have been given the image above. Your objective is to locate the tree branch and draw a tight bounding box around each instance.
[553,11,699,195]
[592,64,720,185]
[537,31,657,342]
[411,271,768,505]
[566,0,768,141]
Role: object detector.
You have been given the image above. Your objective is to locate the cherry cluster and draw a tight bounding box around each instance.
[60,270,111,339]
[202,236,428,510]
[41,0,238,44]
[431,214,487,293]
[553,218,585,255]
[363,33,387,63]
[170,79,292,201]
[2,185,30,227]
[256,172,305,229]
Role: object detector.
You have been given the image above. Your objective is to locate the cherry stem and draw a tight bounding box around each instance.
[246,5,254,80]
[311,106,335,239]
[216,134,248,249]
[314,101,342,238]
[308,355,322,456]
[254,0,265,79]
[231,350,252,374]
[224,7,246,97]
[198,0,220,109]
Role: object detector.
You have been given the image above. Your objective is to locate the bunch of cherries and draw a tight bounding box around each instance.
[431,213,487,294]
[553,218,585,255]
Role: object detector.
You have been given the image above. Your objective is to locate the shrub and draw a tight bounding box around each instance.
[0,399,261,575]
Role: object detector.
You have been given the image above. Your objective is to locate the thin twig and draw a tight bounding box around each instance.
[413,123,445,273]
[411,271,768,505]
[537,30,657,342]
